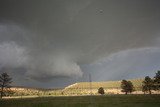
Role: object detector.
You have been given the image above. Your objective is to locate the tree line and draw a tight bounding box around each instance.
[142,71,160,94]
[98,71,160,95]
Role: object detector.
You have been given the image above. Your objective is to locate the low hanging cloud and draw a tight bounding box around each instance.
[0,42,28,68]
[26,54,83,80]
[0,41,83,80]
[0,23,83,81]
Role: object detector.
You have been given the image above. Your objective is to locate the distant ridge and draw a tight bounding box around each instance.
[62,78,145,95]
[65,78,144,90]
[11,78,144,90]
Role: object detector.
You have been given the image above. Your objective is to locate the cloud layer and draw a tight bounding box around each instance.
[0,42,27,68]
[87,47,160,81]
[0,23,83,82]
[0,0,160,88]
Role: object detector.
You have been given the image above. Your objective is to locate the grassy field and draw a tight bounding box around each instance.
[63,78,144,95]
[8,78,144,96]
[0,95,160,107]
[65,78,144,89]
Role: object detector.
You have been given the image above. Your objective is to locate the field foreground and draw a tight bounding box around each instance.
[0,95,160,107]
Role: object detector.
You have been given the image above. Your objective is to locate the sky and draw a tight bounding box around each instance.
[0,0,160,88]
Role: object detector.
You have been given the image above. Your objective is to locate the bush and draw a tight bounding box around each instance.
[98,87,105,95]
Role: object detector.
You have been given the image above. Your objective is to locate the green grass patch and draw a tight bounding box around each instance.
[0,95,160,107]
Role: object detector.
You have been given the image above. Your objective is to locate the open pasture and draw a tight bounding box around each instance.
[0,95,160,107]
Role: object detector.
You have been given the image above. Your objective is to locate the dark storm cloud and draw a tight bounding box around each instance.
[0,0,160,88]
[86,47,160,81]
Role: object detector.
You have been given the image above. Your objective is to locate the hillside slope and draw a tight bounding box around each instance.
[63,78,144,95]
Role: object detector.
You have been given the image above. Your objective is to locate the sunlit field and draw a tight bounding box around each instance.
[64,78,144,95]
[8,78,144,97]
[0,95,160,107]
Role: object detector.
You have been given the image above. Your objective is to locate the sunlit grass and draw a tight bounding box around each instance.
[0,95,160,107]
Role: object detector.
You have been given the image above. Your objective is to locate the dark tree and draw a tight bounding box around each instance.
[98,87,105,95]
[0,72,12,98]
[121,80,134,95]
[121,80,128,95]
[128,81,134,93]
[142,76,153,94]
[142,85,148,94]
[153,71,160,91]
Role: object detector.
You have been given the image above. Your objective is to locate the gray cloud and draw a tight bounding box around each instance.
[86,47,160,81]
[0,23,83,81]
[26,53,83,80]
[0,42,28,68]
[65,0,92,21]
[0,0,160,87]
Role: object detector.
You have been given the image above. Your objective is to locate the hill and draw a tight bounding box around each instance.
[63,78,144,95]
[4,78,147,97]
[8,87,63,97]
